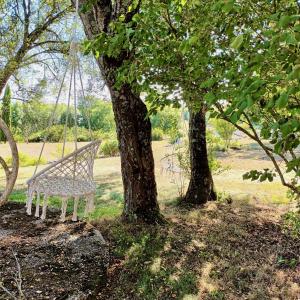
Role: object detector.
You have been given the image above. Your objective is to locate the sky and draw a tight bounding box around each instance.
[3,4,111,104]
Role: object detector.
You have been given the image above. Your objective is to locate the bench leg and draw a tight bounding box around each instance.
[60,197,68,222]
[72,196,80,222]
[35,192,41,217]
[84,194,95,218]
[41,194,49,220]
[26,190,34,215]
[88,194,95,212]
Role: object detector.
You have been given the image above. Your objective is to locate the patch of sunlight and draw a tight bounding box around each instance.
[182,294,198,300]
[263,194,291,205]
[191,239,206,250]
[188,210,200,221]
[169,273,180,283]
[198,262,218,293]
[288,283,300,298]
[150,257,161,274]
[186,239,207,253]
[169,256,186,283]
[163,241,171,252]
[206,202,218,211]
[126,243,143,259]
[275,270,285,285]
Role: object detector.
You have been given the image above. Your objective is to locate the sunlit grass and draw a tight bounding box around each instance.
[1,140,292,213]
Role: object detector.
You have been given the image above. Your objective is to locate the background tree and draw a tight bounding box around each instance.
[78,0,161,223]
[212,119,235,151]
[0,0,71,205]
[0,85,12,142]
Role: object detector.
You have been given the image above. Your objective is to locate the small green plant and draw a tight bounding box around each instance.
[282,211,300,238]
[208,290,225,300]
[152,128,164,141]
[277,255,298,269]
[109,191,124,203]
[5,152,47,167]
[100,139,119,157]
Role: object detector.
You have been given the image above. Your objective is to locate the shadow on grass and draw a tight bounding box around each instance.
[94,200,300,300]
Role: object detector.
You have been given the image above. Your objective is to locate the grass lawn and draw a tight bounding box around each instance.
[0,138,292,221]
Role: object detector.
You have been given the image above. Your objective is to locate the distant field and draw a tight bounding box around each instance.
[0,137,293,220]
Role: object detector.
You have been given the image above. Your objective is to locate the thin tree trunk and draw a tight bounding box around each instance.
[77,0,161,223]
[184,107,217,204]
[0,117,19,206]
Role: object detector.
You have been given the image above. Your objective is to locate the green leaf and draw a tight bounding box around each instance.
[276,93,288,108]
[285,32,297,45]
[230,35,244,50]
[294,24,300,32]
[222,0,235,13]
[204,92,216,104]
[181,0,187,6]
[246,95,253,107]
[200,78,216,88]
[288,65,300,80]
[189,35,198,45]
[230,112,238,124]
[279,15,291,28]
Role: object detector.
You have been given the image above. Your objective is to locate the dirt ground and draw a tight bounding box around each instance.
[1,200,300,299]
[0,202,108,300]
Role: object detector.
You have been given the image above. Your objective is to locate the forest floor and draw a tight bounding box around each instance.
[0,198,299,299]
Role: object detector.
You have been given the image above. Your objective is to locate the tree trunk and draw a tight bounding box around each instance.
[77,0,161,223]
[108,80,159,222]
[0,117,19,206]
[184,106,217,204]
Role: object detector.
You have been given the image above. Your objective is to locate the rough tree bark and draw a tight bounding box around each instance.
[184,106,217,204]
[77,0,161,222]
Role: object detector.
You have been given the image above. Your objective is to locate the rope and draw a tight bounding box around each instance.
[77,56,93,141]
[62,65,74,158]
[33,0,94,176]
[33,62,69,176]
[73,62,78,151]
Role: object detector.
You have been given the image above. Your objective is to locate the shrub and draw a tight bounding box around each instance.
[6,152,47,167]
[95,129,117,140]
[13,133,25,143]
[150,107,181,134]
[152,128,164,141]
[29,125,97,143]
[100,140,119,157]
[211,119,235,150]
[168,128,183,144]
[29,125,64,142]
[73,127,94,142]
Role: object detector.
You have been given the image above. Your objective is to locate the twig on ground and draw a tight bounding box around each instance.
[11,249,25,299]
[0,248,25,300]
